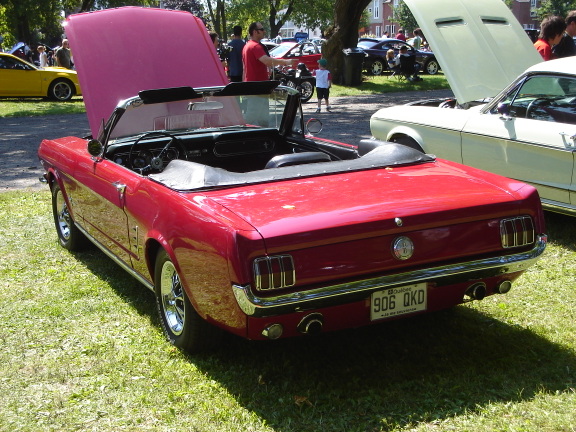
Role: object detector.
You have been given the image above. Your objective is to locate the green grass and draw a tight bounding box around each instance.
[0,75,448,117]
[0,97,85,117]
[0,190,574,431]
[331,73,449,97]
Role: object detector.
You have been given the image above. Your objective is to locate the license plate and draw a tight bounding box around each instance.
[370,283,427,321]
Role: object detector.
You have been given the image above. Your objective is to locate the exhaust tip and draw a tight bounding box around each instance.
[464,282,486,302]
[297,313,324,335]
[495,280,512,294]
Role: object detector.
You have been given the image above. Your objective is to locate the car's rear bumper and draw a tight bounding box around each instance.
[233,234,547,318]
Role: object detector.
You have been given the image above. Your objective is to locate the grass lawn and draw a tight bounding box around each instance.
[0,74,448,117]
[0,190,574,431]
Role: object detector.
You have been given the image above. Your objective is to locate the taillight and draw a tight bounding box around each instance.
[253,255,296,291]
[501,216,535,248]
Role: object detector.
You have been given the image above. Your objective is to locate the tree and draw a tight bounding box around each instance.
[204,0,227,38]
[163,0,205,21]
[536,0,576,20]
[321,0,371,84]
[392,1,418,33]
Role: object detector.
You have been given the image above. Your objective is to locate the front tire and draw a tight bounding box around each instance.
[154,249,220,353]
[48,79,74,101]
[52,183,87,251]
[369,59,385,76]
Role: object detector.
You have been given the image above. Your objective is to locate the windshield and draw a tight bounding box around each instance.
[269,43,294,57]
[358,40,377,49]
[110,88,291,141]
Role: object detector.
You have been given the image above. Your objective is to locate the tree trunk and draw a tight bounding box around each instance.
[322,0,371,84]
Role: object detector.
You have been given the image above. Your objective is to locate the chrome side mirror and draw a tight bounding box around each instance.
[306,118,323,135]
[87,139,104,158]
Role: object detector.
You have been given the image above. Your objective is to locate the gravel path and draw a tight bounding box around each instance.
[0,90,452,191]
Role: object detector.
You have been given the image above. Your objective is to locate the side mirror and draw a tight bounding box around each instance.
[306,118,323,135]
[497,102,510,116]
[87,139,104,158]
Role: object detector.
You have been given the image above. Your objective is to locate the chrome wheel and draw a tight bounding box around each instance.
[154,249,221,353]
[371,59,384,76]
[49,79,74,101]
[298,80,314,103]
[425,59,439,75]
[159,259,185,336]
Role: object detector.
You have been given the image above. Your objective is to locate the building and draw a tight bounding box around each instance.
[363,0,541,38]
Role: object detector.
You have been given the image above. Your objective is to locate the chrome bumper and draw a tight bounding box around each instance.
[232,235,547,318]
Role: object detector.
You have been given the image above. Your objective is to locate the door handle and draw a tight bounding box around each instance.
[113,182,126,201]
[559,132,576,148]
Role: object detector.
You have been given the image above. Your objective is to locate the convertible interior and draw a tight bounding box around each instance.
[104,130,435,191]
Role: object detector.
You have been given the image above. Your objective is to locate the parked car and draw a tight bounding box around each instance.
[0,52,81,101]
[371,0,576,216]
[358,37,440,76]
[269,41,322,72]
[39,7,546,353]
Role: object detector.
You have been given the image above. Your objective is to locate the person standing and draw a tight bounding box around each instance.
[37,45,48,67]
[227,25,245,82]
[55,39,72,69]
[553,11,576,58]
[534,16,566,61]
[314,58,332,113]
[395,29,406,41]
[242,22,295,81]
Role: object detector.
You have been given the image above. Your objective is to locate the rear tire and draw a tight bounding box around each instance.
[370,59,385,76]
[154,249,221,353]
[424,59,439,75]
[48,79,74,101]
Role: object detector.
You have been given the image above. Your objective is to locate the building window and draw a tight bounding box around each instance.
[376,25,381,37]
[530,0,537,7]
[374,0,380,19]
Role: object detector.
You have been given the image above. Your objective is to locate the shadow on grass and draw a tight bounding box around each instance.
[74,215,575,432]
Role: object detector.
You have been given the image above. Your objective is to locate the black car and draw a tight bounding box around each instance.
[358,38,440,76]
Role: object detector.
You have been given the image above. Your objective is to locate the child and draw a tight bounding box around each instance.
[314,58,332,113]
[386,49,397,71]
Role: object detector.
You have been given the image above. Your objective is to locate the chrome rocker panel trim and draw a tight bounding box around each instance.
[233,235,547,317]
[76,223,155,291]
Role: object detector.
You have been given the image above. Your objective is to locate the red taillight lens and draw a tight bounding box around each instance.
[501,216,535,248]
[253,255,296,291]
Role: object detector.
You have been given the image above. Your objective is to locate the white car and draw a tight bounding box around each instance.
[370,0,576,215]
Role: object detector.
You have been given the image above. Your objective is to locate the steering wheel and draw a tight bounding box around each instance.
[526,97,551,119]
[128,131,187,174]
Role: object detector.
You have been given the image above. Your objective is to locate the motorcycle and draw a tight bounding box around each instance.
[271,63,316,103]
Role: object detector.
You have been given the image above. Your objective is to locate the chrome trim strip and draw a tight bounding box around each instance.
[76,223,154,291]
[541,199,576,216]
[233,235,547,317]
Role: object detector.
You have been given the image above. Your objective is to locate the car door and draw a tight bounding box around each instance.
[73,159,140,265]
[460,74,576,207]
[0,56,42,96]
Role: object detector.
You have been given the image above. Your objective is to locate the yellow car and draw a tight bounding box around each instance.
[0,52,82,101]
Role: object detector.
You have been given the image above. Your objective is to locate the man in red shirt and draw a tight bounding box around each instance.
[534,15,566,61]
[242,22,295,81]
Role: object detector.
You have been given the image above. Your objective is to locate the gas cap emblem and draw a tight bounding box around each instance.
[392,236,414,260]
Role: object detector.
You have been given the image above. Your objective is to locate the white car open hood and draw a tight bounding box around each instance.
[404,0,542,104]
[65,7,228,138]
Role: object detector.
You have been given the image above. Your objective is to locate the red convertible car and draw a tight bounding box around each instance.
[39,7,547,353]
